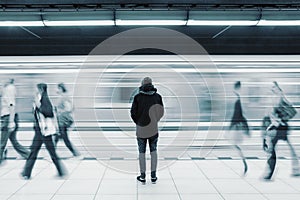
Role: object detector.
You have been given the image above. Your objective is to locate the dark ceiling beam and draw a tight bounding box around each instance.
[1,0,300,5]
[1,37,300,55]
[0,26,300,55]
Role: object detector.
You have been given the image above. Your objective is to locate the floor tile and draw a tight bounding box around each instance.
[0,180,27,194]
[95,194,137,200]
[174,179,218,194]
[181,194,223,200]
[0,195,11,200]
[16,180,64,195]
[247,179,299,194]
[138,194,180,200]
[8,194,53,200]
[2,158,300,199]
[210,179,258,194]
[221,194,268,200]
[56,180,100,194]
[98,179,136,195]
[264,194,300,200]
[137,180,178,194]
[52,195,94,200]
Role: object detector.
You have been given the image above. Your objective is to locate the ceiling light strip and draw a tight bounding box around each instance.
[1,20,300,26]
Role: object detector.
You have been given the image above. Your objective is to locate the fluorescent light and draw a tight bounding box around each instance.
[187,20,258,26]
[75,67,300,73]
[2,19,300,27]
[0,21,44,26]
[115,20,186,26]
[0,69,79,74]
[0,20,114,27]
[43,20,115,26]
[257,20,300,26]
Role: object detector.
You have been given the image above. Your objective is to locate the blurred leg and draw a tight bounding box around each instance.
[59,126,78,156]
[44,135,65,176]
[22,131,43,178]
[265,137,278,179]
[149,134,158,176]
[9,114,30,159]
[287,139,300,175]
[137,137,147,176]
[0,115,10,164]
[235,145,248,174]
[54,134,59,147]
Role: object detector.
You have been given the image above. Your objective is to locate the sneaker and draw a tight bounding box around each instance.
[0,159,7,166]
[292,168,300,177]
[73,151,81,157]
[291,173,300,177]
[151,177,158,184]
[137,175,146,184]
[262,175,272,181]
[243,160,248,175]
[55,174,67,179]
[4,149,7,159]
[22,175,30,180]
[20,173,30,180]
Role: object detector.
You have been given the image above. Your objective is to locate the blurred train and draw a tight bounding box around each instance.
[1,55,299,122]
[1,55,300,157]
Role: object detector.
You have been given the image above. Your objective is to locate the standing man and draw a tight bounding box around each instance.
[0,79,30,164]
[131,77,164,184]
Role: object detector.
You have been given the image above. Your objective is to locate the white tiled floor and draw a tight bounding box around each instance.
[1,159,300,200]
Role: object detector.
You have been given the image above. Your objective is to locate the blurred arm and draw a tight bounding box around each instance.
[130,96,138,124]
[7,86,16,130]
[158,95,164,121]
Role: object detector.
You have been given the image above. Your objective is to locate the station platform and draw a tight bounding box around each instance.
[1,158,300,200]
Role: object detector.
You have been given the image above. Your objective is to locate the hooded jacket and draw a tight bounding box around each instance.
[130,83,164,138]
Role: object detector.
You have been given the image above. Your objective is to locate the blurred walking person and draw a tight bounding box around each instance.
[262,81,299,180]
[227,81,250,175]
[0,78,30,165]
[54,83,79,157]
[131,77,164,184]
[22,83,65,179]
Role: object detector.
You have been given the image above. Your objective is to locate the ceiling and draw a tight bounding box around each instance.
[0,0,300,55]
[1,1,300,8]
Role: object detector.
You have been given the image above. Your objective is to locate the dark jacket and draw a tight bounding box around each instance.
[34,93,54,133]
[231,98,245,124]
[38,93,54,118]
[230,93,249,135]
[131,84,164,138]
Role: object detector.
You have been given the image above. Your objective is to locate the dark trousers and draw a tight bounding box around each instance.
[23,126,64,178]
[267,136,278,178]
[0,114,30,163]
[54,125,78,156]
[137,134,158,175]
[137,134,158,153]
[266,124,299,178]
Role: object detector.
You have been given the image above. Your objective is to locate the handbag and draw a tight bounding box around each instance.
[275,98,297,121]
[57,97,74,128]
[36,110,58,136]
[58,112,74,128]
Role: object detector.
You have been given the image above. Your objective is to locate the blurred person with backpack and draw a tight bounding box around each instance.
[262,81,299,180]
[54,83,79,157]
